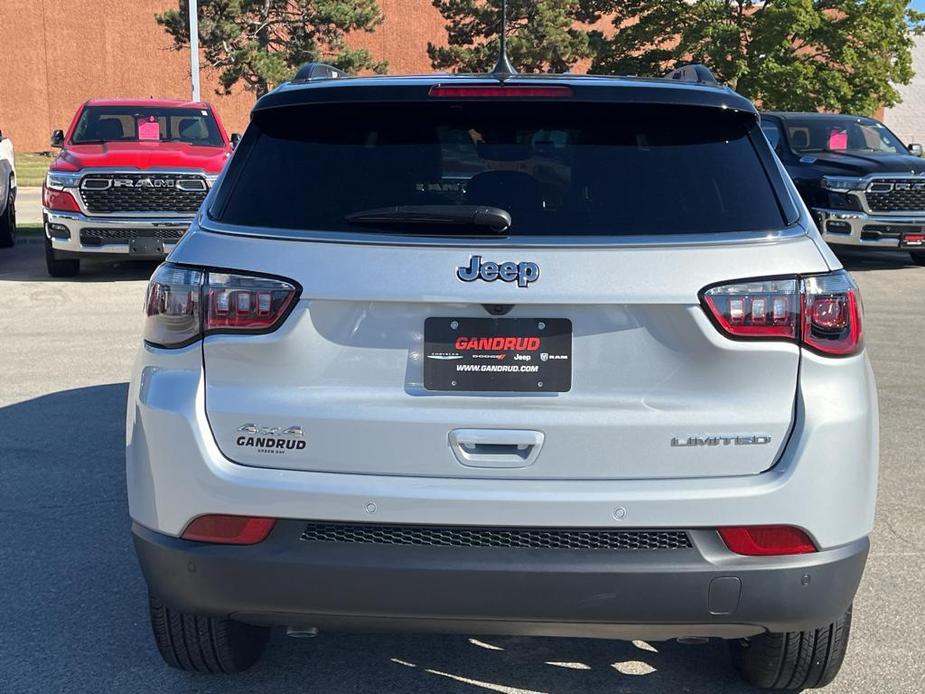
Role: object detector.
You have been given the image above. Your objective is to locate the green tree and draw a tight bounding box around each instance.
[589,0,924,115]
[157,0,387,97]
[428,0,604,73]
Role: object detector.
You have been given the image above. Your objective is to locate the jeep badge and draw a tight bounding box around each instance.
[457,256,540,288]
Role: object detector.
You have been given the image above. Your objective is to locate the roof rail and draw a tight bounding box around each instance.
[292,62,348,83]
[664,64,719,86]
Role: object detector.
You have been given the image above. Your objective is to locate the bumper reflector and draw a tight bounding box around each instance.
[181,515,276,545]
[718,525,817,556]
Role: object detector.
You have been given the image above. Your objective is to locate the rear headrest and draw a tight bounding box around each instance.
[465,171,545,230]
[466,171,543,205]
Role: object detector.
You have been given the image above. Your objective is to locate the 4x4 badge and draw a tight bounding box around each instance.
[457,255,539,288]
[237,424,304,437]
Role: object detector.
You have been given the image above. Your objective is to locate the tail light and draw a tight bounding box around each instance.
[719,525,817,556]
[701,270,862,356]
[801,273,862,356]
[206,272,298,331]
[182,514,276,544]
[143,263,299,348]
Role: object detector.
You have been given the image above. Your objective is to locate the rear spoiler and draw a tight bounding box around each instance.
[253,60,755,116]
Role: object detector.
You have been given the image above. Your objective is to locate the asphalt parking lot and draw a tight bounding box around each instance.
[1,240,923,693]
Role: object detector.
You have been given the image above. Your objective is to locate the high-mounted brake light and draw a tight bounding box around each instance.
[182,514,276,545]
[429,85,573,98]
[718,526,817,556]
[701,270,862,356]
[143,263,299,348]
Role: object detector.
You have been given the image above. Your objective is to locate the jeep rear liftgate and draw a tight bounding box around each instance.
[190,233,832,480]
[193,97,827,479]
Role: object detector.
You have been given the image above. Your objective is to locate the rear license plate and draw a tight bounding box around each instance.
[129,236,165,255]
[901,233,925,247]
[424,317,572,392]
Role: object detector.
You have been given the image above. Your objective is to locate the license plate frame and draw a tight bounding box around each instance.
[424,317,572,393]
[129,236,166,256]
[900,232,925,248]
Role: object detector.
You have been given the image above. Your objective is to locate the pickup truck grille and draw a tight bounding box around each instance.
[300,523,693,551]
[865,178,925,213]
[79,173,208,213]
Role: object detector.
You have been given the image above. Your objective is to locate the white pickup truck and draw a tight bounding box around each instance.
[0,129,15,247]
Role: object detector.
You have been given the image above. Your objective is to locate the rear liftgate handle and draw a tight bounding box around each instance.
[448,429,545,469]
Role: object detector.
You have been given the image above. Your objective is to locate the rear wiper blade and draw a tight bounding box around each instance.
[346,205,511,234]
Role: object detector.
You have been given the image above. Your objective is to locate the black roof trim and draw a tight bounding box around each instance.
[254,74,756,115]
[761,111,877,121]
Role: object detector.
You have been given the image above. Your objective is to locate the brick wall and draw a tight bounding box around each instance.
[882,35,925,145]
[0,0,447,152]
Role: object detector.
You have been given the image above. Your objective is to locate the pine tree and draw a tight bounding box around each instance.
[157,0,388,97]
[428,0,603,74]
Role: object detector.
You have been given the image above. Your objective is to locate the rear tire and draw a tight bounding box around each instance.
[729,606,852,691]
[44,235,79,277]
[148,593,270,673]
[911,251,925,266]
[0,180,14,248]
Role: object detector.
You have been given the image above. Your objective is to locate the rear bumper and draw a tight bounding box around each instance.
[133,521,868,640]
[44,209,191,258]
[127,345,878,550]
[814,207,925,249]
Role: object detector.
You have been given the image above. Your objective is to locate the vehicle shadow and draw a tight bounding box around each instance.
[0,235,157,283]
[835,248,922,273]
[0,383,754,694]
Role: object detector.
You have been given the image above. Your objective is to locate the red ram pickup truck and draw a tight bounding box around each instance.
[42,98,236,276]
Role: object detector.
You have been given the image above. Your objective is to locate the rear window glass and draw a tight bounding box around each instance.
[212,102,787,236]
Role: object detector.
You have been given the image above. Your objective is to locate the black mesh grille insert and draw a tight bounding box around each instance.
[79,227,187,245]
[300,523,692,550]
[866,180,925,212]
[79,174,208,213]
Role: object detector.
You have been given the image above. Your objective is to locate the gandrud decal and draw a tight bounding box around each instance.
[236,424,307,451]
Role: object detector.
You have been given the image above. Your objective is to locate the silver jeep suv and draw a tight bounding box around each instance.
[127,63,877,690]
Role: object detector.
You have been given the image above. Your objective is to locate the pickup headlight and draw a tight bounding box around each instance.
[820,176,866,192]
[45,171,82,190]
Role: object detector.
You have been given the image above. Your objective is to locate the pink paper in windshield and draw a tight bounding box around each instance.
[828,128,848,151]
[138,117,161,141]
